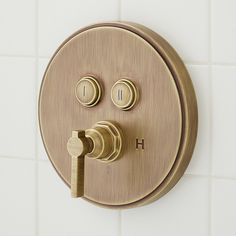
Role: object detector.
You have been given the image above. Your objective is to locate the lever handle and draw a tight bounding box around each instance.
[67,130,92,197]
[67,121,123,198]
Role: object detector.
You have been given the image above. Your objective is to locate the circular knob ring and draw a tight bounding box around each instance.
[75,76,102,107]
[86,121,123,162]
[111,79,138,110]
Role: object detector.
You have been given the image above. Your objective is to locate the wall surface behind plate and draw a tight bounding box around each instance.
[0,0,236,235]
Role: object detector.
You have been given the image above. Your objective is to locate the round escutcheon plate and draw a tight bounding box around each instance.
[39,22,198,208]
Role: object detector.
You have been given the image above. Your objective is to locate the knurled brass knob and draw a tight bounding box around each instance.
[67,121,123,198]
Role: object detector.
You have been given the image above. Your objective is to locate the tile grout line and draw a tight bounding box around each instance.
[185,62,236,67]
[0,54,35,58]
[211,175,236,181]
[0,155,36,160]
[0,155,49,161]
[185,173,236,181]
[34,0,39,235]
[34,158,39,236]
[118,210,122,236]
[208,0,213,235]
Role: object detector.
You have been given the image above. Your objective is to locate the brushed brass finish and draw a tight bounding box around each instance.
[75,76,101,107]
[111,79,138,110]
[38,22,198,208]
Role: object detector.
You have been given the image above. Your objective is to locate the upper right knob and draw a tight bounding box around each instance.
[111,79,138,110]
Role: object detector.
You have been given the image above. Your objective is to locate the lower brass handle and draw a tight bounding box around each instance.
[71,156,84,197]
[67,121,123,198]
[67,130,92,197]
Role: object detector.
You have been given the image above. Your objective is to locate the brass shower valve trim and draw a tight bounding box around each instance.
[38,22,198,208]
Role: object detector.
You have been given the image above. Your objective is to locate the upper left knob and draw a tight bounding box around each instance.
[75,76,102,107]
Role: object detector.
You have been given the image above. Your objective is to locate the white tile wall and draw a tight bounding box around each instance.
[121,0,209,63]
[0,0,36,56]
[212,179,236,236]
[0,0,236,235]
[122,176,209,236]
[212,66,236,178]
[212,0,236,64]
[0,57,36,158]
[0,158,35,236]
[38,0,120,57]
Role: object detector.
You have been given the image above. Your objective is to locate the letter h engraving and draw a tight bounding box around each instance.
[136,138,144,150]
